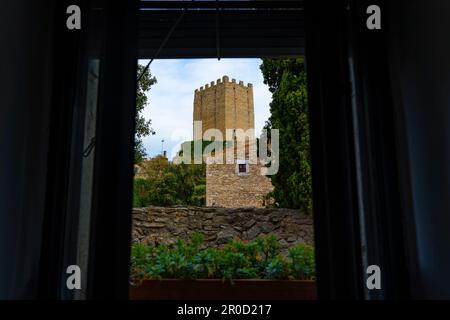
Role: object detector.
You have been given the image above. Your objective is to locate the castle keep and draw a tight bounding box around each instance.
[193,75,255,140]
[194,75,273,208]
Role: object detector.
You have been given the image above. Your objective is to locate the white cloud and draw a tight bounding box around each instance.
[139,58,272,158]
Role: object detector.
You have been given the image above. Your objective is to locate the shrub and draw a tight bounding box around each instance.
[191,184,206,206]
[265,255,290,280]
[288,243,316,280]
[130,233,315,284]
[133,157,206,207]
[132,178,152,207]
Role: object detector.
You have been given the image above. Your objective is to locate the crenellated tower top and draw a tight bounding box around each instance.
[195,75,253,93]
[193,75,255,141]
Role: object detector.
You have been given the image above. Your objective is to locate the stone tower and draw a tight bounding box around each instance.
[193,75,255,140]
[191,76,273,208]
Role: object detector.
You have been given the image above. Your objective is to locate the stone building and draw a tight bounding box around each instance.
[206,160,273,207]
[193,75,255,141]
[193,75,273,208]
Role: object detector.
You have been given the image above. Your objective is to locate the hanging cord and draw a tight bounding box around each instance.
[83,2,195,159]
[137,0,195,82]
[83,137,96,157]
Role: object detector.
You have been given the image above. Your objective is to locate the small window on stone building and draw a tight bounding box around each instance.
[236,159,249,175]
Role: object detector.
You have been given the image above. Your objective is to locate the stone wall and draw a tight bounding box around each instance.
[132,206,314,253]
[206,162,273,208]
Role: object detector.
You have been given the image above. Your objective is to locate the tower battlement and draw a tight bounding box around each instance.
[195,75,253,93]
[193,75,255,141]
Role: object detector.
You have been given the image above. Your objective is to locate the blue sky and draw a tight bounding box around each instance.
[139,58,272,159]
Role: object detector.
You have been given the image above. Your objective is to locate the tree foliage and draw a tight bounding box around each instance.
[133,155,206,207]
[135,64,157,163]
[260,58,312,213]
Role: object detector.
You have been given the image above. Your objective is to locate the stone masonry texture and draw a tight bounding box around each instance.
[193,75,254,141]
[206,162,273,207]
[132,206,314,254]
[193,75,270,207]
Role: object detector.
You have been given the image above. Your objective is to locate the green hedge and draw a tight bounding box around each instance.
[130,234,315,284]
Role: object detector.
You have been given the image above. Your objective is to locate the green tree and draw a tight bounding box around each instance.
[140,154,170,180]
[135,64,157,163]
[133,155,206,207]
[133,178,152,207]
[260,58,312,213]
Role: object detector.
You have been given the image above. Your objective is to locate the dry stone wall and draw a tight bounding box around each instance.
[132,206,314,253]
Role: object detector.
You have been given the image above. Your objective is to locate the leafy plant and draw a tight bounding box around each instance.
[265,255,290,280]
[135,64,157,163]
[130,233,315,284]
[260,58,312,213]
[288,243,316,280]
[130,242,154,281]
[133,156,206,207]
[132,178,152,207]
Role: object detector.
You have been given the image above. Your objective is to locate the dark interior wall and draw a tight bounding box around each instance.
[387,1,450,299]
[0,1,56,298]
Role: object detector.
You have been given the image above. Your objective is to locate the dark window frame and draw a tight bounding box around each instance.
[35,0,412,300]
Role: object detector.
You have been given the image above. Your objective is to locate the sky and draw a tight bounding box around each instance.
[139,58,272,159]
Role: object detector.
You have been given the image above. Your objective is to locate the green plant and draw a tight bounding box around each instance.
[192,247,220,278]
[135,64,157,163]
[130,234,315,284]
[256,234,280,261]
[288,243,316,280]
[191,184,206,206]
[133,156,206,207]
[265,255,290,280]
[260,58,312,213]
[130,242,154,281]
[132,178,152,207]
